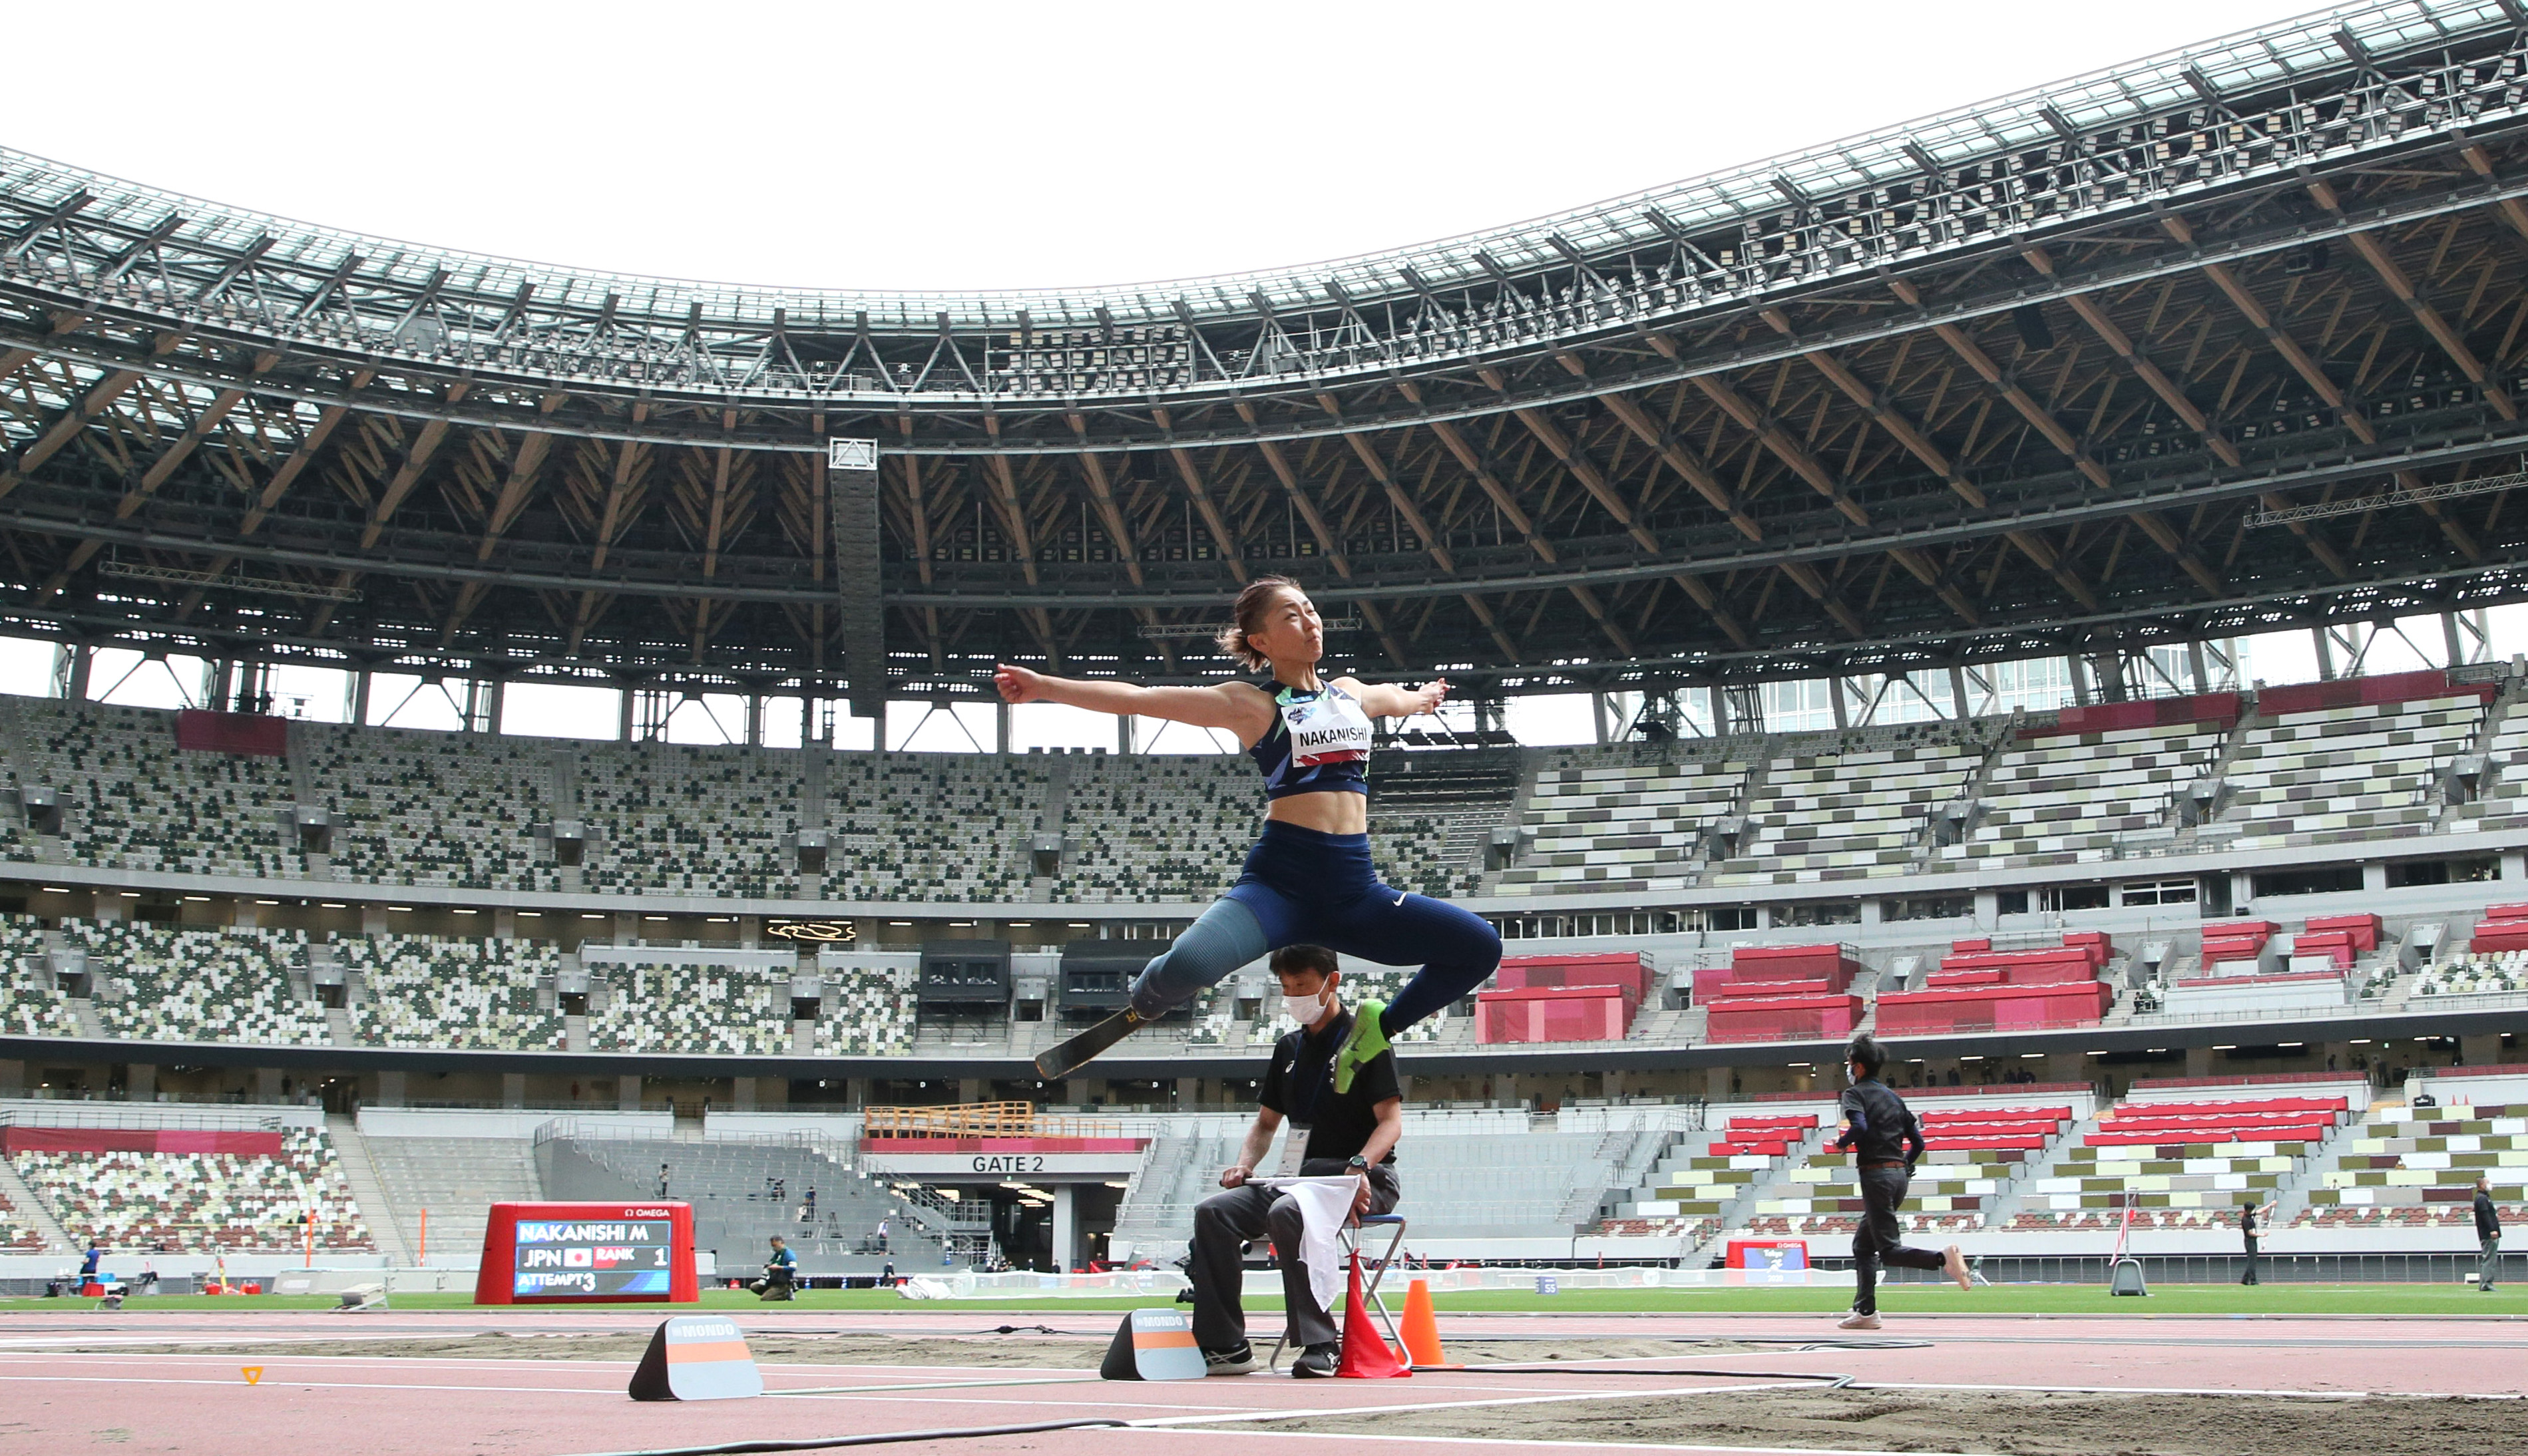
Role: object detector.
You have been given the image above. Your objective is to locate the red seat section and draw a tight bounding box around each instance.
[2471,904,2528,954]
[1876,980,2111,1034]
[2084,1095,2349,1147]
[1494,952,1651,998]
[1693,944,1861,1003]
[1913,1103,2074,1152]
[1476,984,1639,1044]
[2303,913,2380,953]
[1703,993,1864,1043]
[1476,952,1652,1043]
[1709,1113,1817,1157]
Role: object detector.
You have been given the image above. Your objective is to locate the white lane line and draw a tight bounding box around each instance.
[1131,1380,1839,1428]
[0,1373,1248,1412]
[1168,1430,2005,1455]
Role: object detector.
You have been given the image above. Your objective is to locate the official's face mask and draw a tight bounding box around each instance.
[1283,988,1329,1025]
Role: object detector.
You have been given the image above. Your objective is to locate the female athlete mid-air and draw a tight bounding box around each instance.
[994,576,1504,1085]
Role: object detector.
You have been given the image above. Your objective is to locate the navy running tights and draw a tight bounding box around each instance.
[1128,820,1502,1036]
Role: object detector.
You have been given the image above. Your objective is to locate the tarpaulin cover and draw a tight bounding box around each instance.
[0,1127,284,1155]
[174,710,287,757]
[2026,691,2240,739]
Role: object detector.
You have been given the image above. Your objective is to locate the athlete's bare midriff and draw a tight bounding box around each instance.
[1263,788,1369,836]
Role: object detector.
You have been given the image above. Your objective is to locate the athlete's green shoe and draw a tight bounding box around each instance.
[1334,1000,1392,1093]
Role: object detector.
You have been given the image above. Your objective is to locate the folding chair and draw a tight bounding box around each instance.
[1267,1212,1408,1370]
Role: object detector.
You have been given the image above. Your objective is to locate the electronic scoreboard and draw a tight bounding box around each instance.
[473,1201,700,1305]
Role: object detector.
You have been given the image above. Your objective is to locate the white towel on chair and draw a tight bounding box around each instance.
[1259,1175,1358,1314]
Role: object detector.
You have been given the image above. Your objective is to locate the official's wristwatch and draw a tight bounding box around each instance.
[1345,1155,1369,1172]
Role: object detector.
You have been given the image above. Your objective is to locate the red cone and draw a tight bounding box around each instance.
[1335,1251,1410,1379]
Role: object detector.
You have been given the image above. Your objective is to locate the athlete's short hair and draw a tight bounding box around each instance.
[1846,1033,1887,1079]
[1270,944,1339,981]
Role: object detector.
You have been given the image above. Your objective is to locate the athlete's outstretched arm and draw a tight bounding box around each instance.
[994,663,1261,734]
[1340,676,1449,719]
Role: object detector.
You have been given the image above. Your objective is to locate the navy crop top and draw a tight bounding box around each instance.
[1247,679,1374,799]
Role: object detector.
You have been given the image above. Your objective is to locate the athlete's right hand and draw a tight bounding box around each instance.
[994,662,1045,703]
[1219,1165,1251,1189]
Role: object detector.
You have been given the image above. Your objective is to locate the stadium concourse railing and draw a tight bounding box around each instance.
[859,1102,1124,1141]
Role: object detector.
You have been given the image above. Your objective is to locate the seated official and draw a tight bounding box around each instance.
[1188,944,1402,1378]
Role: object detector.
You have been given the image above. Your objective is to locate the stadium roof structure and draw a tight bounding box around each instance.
[9,0,2528,710]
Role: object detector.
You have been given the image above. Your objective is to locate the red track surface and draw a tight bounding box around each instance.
[1,1310,2521,1455]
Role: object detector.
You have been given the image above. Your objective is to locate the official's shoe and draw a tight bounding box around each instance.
[1836,1311,1882,1331]
[1203,1343,1257,1375]
[1943,1244,1972,1292]
[1334,1001,1392,1094]
[1290,1342,1341,1377]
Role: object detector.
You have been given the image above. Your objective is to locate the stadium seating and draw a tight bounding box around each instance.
[1497,749,1750,892]
[343,934,563,1050]
[813,957,917,1055]
[1876,938,2113,1034]
[590,961,791,1055]
[1052,753,1252,902]
[0,914,78,1037]
[2013,1095,2350,1229]
[305,723,553,890]
[1752,1103,2074,1235]
[7,1127,372,1250]
[8,701,295,876]
[1949,708,2229,864]
[1621,1115,1817,1223]
[2304,1100,2528,1225]
[2220,680,2487,844]
[580,743,801,898]
[830,753,1046,901]
[2416,952,2528,998]
[57,919,330,1046]
[1713,741,1979,885]
[0,1190,45,1250]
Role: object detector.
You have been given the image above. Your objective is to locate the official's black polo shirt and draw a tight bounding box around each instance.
[1259,1006,1400,1165]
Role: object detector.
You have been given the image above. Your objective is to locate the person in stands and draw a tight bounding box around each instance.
[1834,1034,1972,1330]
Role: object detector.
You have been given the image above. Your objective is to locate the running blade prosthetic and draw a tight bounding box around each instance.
[1034,1006,1149,1078]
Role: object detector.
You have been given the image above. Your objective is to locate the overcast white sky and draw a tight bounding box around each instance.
[6,0,2488,748]
[5,0,2334,292]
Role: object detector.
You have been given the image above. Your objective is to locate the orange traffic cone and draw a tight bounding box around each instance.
[1334,1252,1410,1379]
[1398,1278,1460,1369]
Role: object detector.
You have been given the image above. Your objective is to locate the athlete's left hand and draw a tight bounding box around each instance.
[1408,678,1449,715]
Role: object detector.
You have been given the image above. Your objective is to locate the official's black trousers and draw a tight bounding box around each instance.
[1851,1165,1945,1316]
[2240,1234,2260,1284]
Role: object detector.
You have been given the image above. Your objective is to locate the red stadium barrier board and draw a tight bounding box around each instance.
[475,1201,699,1305]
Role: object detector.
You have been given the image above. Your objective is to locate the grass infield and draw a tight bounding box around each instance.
[0,1283,2510,1316]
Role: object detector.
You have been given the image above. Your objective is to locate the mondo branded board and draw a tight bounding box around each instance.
[474,1201,700,1305]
